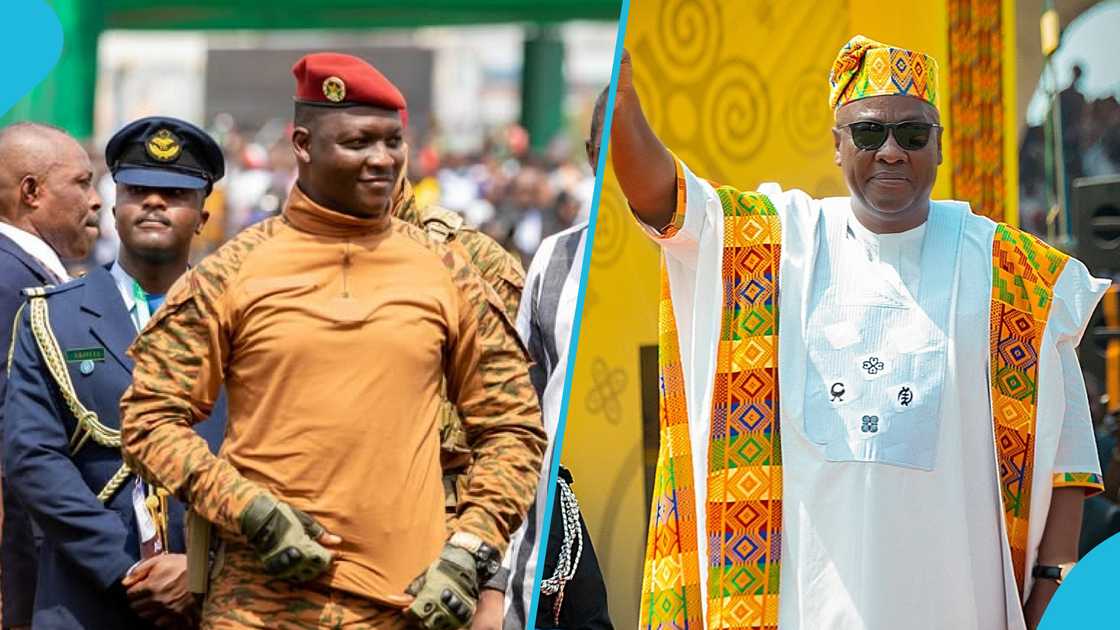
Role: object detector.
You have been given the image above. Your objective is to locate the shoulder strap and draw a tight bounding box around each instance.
[26,293,130,502]
[421,206,465,244]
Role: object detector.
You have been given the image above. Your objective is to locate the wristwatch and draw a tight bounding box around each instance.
[449,531,502,582]
[1031,562,1076,584]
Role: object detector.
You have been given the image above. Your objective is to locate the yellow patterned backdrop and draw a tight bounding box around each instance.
[562,1,1019,629]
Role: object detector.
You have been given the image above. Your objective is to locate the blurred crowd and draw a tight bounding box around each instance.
[81,114,594,272]
[1018,64,1120,557]
[1019,64,1120,235]
[413,141,594,267]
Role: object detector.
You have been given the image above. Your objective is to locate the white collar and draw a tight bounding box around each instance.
[0,222,70,282]
[109,259,138,314]
[846,210,928,245]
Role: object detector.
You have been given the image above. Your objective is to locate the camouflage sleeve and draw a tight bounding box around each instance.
[119,267,264,535]
[453,230,525,319]
[441,248,545,554]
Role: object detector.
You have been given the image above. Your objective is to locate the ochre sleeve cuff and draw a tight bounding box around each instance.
[1052,472,1104,496]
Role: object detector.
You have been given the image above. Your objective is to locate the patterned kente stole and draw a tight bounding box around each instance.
[641,195,1075,630]
[989,224,1069,590]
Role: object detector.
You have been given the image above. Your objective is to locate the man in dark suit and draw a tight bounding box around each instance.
[3,117,225,628]
[0,122,103,628]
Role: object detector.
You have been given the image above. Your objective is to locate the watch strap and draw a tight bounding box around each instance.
[1032,562,1075,583]
[1032,565,1063,581]
[483,567,510,591]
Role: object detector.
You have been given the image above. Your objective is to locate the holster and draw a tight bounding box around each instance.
[186,509,212,594]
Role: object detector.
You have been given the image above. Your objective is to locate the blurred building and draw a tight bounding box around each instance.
[2,4,619,267]
[2,2,619,151]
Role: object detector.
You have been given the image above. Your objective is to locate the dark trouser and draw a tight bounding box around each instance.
[1,476,38,628]
[536,467,612,630]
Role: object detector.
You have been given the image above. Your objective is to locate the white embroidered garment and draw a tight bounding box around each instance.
[640,159,1106,630]
[505,222,587,630]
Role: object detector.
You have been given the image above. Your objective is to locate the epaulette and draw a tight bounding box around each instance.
[21,280,82,299]
[420,205,466,244]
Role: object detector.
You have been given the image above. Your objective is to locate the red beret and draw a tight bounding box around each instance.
[292,52,408,127]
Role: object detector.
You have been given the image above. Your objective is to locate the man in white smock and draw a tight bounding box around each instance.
[612,36,1109,630]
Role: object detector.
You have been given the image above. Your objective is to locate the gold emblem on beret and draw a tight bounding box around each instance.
[322,76,347,103]
[145,129,181,162]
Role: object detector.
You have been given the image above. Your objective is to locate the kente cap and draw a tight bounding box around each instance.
[106,116,225,192]
[828,35,938,110]
[292,52,408,127]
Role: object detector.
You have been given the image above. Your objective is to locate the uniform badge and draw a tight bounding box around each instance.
[322,76,347,103]
[79,359,95,376]
[65,347,105,363]
[146,129,182,162]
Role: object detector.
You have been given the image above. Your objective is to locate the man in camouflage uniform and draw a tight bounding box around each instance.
[392,182,524,510]
[120,52,545,630]
[391,146,528,630]
[417,90,613,630]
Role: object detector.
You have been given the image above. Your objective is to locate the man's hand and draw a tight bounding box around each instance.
[609,47,677,231]
[616,49,634,107]
[239,494,341,582]
[121,554,194,627]
[1023,577,1059,630]
[470,588,504,630]
[405,543,480,630]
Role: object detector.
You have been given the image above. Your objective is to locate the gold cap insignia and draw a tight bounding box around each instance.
[322,76,347,103]
[146,129,182,162]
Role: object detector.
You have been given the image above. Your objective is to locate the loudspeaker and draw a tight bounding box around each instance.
[1071,175,1120,412]
[1071,175,1120,276]
[1080,286,1119,414]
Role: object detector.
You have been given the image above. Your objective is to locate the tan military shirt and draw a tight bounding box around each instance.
[121,185,545,603]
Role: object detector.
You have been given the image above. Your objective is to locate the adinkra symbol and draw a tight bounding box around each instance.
[861,356,885,375]
[830,382,846,402]
[861,415,879,433]
[898,387,913,407]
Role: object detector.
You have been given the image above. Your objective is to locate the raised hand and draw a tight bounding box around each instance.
[616,48,634,105]
[609,48,678,231]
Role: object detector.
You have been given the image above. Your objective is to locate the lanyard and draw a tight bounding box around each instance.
[130,279,151,331]
[130,280,165,331]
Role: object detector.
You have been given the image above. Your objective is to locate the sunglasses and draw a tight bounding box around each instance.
[837,121,941,151]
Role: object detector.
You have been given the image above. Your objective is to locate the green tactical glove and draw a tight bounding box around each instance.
[239,494,333,582]
[405,543,480,630]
